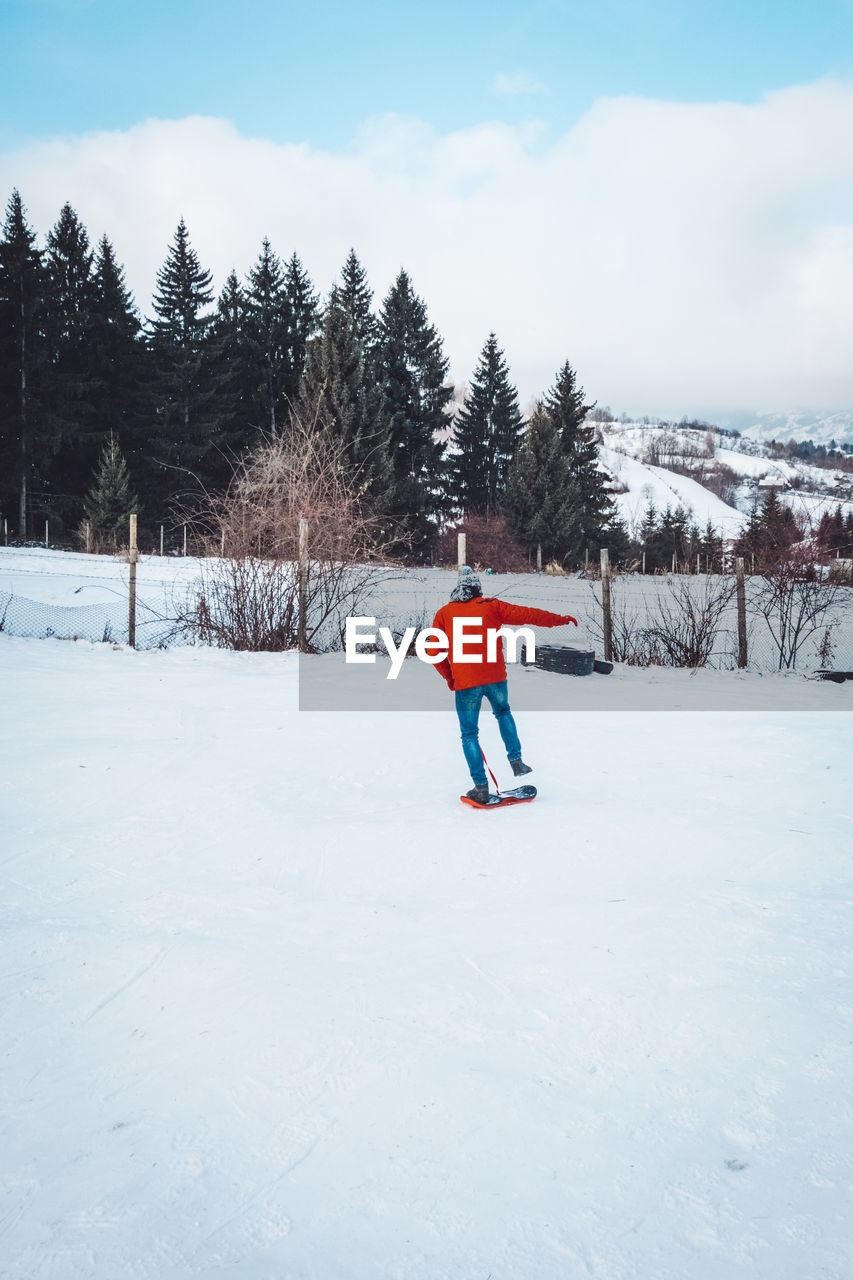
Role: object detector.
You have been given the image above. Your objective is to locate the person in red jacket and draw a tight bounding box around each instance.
[431,567,577,803]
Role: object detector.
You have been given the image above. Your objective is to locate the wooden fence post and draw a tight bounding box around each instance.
[298,516,309,653]
[128,513,139,649]
[84,520,91,553]
[457,531,466,574]
[536,542,542,573]
[600,547,613,663]
[44,520,49,549]
[160,524,164,557]
[642,549,646,574]
[183,525,187,557]
[735,556,747,669]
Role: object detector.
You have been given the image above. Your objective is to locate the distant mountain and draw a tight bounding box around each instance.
[713,410,853,447]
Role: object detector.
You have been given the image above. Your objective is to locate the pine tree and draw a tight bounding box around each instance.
[208,268,253,455]
[377,269,452,558]
[639,501,659,570]
[670,506,692,568]
[543,360,616,549]
[83,434,138,547]
[88,235,148,496]
[282,252,319,411]
[759,487,798,557]
[828,505,846,553]
[335,249,376,349]
[295,294,392,506]
[40,203,104,530]
[502,401,580,564]
[0,190,47,538]
[545,359,596,449]
[734,496,764,569]
[242,238,291,436]
[145,219,228,498]
[450,333,523,516]
[699,518,725,573]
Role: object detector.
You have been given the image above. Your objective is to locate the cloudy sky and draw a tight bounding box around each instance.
[3,0,853,417]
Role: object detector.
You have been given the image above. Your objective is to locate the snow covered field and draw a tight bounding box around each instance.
[2,631,853,1279]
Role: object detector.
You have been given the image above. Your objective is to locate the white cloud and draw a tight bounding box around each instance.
[3,80,853,414]
[492,71,548,97]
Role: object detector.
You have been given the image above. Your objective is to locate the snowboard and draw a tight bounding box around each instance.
[460,785,537,810]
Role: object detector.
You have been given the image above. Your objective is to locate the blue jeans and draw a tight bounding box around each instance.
[454,681,523,788]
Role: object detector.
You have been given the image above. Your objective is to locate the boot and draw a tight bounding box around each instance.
[466,784,490,804]
[510,758,532,777]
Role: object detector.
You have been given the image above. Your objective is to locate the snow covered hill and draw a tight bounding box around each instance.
[598,444,745,538]
[717,409,853,448]
[597,421,853,536]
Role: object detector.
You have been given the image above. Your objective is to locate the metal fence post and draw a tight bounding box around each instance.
[298,516,308,653]
[601,547,613,663]
[128,513,138,649]
[735,556,748,669]
[457,531,466,574]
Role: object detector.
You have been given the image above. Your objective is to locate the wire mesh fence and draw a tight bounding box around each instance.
[343,569,853,675]
[0,590,180,649]
[2,558,852,674]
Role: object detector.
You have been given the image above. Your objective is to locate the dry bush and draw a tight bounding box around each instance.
[752,543,850,670]
[436,514,529,574]
[176,426,399,651]
[585,576,737,667]
[73,520,125,556]
[644,576,737,667]
[584,585,662,665]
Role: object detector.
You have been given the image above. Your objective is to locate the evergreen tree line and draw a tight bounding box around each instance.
[635,503,726,574]
[732,489,801,570]
[816,505,853,556]
[0,189,622,562]
[636,493,853,576]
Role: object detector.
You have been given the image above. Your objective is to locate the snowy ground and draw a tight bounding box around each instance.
[2,634,853,1279]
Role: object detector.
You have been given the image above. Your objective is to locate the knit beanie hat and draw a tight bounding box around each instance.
[449,565,483,603]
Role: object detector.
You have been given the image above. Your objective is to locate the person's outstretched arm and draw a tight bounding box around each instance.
[494,601,578,628]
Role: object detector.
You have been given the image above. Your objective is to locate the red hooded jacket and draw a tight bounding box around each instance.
[430,596,577,691]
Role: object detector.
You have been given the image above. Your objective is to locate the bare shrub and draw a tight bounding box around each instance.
[586,576,737,667]
[436,514,529,574]
[751,543,850,670]
[585,585,664,665]
[176,426,399,651]
[644,576,737,667]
